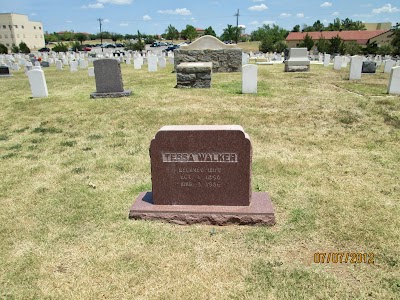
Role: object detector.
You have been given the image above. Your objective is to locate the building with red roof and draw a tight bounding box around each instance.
[286,30,392,48]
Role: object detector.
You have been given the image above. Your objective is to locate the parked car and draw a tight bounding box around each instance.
[163,44,180,52]
[83,46,92,52]
[38,47,50,52]
[105,44,116,48]
[159,42,168,46]
[115,43,125,47]
[150,42,160,47]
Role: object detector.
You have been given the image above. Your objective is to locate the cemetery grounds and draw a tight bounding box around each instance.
[0,62,399,299]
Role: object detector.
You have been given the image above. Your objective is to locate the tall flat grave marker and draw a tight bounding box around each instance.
[90,59,132,98]
[27,69,48,98]
[130,125,275,225]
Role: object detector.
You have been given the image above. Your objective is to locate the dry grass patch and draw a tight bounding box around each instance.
[0,62,399,299]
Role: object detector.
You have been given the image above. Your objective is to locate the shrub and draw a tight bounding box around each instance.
[19,41,30,53]
[0,43,8,54]
[52,42,68,52]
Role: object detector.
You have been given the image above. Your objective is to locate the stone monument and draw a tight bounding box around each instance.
[90,59,132,98]
[284,48,310,72]
[0,65,12,77]
[129,125,275,225]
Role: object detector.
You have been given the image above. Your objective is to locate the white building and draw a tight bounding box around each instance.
[0,13,45,51]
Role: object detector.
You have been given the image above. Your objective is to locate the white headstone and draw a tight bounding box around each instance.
[125,57,131,64]
[349,55,363,80]
[242,53,250,65]
[323,54,330,67]
[242,64,258,94]
[34,61,41,67]
[88,67,95,77]
[158,56,166,68]
[168,56,174,65]
[387,66,400,95]
[79,59,88,69]
[333,56,342,70]
[12,63,20,70]
[384,60,396,73]
[27,69,48,98]
[55,60,63,70]
[70,61,78,72]
[134,58,142,70]
[148,55,157,72]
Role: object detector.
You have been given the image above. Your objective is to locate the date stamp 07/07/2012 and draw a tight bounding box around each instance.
[313,252,375,264]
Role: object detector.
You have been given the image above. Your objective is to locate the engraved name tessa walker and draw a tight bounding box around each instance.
[162,152,238,163]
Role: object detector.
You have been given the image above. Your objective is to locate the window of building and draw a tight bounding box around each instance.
[8,25,11,29]
[6,43,9,46]
[21,25,24,29]
[14,25,18,28]
[2,25,5,29]
[39,26,41,30]
[34,26,36,29]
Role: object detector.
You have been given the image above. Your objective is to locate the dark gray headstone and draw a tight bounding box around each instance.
[93,59,124,93]
[40,61,50,67]
[362,61,376,73]
[0,65,11,77]
[90,59,132,98]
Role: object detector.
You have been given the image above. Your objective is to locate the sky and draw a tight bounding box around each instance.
[1,0,399,36]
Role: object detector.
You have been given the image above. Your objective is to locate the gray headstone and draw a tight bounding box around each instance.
[93,59,124,93]
[362,61,376,73]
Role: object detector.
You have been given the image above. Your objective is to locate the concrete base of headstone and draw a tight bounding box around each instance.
[284,65,309,72]
[129,191,275,225]
[176,62,212,88]
[0,74,13,77]
[90,90,132,99]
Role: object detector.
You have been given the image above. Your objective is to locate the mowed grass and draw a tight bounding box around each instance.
[0,61,399,300]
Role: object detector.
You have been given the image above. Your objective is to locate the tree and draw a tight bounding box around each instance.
[250,24,288,42]
[125,30,145,51]
[299,33,314,50]
[75,33,87,45]
[391,23,400,56]
[165,24,179,42]
[341,18,365,30]
[0,43,8,54]
[204,26,217,37]
[329,35,345,54]
[292,25,300,32]
[312,20,325,32]
[181,25,197,42]
[327,18,341,31]
[52,42,68,52]
[362,41,378,55]
[124,34,134,40]
[316,36,330,53]
[70,41,82,52]
[11,44,19,53]
[345,41,361,55]
[111,33,123,43]
[259,35,274,52]
[220,24,240,42]
[18,41,30,54]
[377,44,393,55]
[274,40,287,53]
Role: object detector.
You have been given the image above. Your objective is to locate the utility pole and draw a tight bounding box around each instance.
[234,9,240,44]
[97,18,103,52]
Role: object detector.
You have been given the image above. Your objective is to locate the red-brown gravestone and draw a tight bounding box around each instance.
[129,125,275,225]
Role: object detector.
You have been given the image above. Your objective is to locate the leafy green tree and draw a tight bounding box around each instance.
[124,34,134,40]
[11,44,19,53]
[292,24,300,32]
[220,24,240,42]
[125,31,145,51]
[52,42,68,52]
[341,18,365,30]
[344,41,361,55]
[111,33,124,43]
[204,26,217,37]
[362,41,378,55]
[18,41,30,53]
[0,43,8,54]
[59,31,75,41]
[75,33,87,45]
[299,33,314,50]
[377,44,393,55]
[312,20,325,31]
[274,40,287,53]
[70,41,82,52]
[329,35,345,54]
[165,24,180,42]
[181,25,197,42]
[391,23,400,56]
[250,24,288,42]
[327,18,341,31]
[316,36,330,53]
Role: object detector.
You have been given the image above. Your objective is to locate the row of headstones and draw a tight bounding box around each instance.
[323,54,399,73]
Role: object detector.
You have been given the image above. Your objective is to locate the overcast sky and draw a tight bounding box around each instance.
[1,0,398,35]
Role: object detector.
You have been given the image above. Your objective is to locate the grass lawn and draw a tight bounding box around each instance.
[0,61,399,299]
